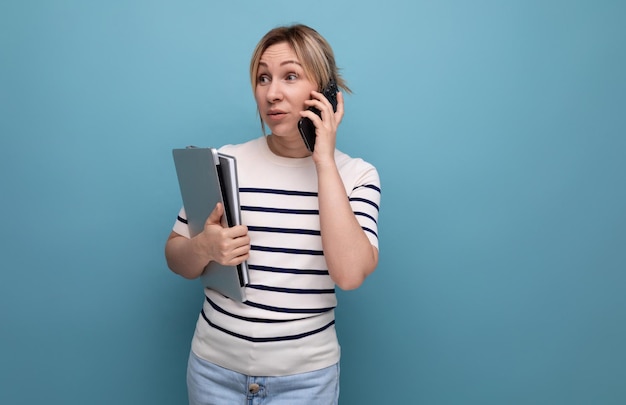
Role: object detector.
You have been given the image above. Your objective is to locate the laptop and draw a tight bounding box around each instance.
[172,146,249,301]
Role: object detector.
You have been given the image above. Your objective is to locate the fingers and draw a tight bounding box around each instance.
[222,236,251,265]
[335,91,345,123]
[206,202,224,226]
[301,90,342,161]
[196,225,250,266]
[302,90,343,125]
[195,203,251,265]
[211,230,251,266]
[211,232,250,266]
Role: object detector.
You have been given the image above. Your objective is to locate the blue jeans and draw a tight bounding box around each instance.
[187,351,340,405]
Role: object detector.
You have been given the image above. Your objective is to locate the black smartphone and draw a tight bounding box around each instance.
[298,79,339,152]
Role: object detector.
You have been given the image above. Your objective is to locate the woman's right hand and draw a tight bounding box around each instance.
[165,203,250,279]
[191,202,251,267]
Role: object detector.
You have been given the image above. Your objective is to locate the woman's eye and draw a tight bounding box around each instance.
[258,75,270,84]
[286,73,297,81]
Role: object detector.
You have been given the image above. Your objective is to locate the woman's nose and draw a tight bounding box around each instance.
[266,80,283,103]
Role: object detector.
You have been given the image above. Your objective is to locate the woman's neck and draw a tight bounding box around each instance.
[266,134,312,158]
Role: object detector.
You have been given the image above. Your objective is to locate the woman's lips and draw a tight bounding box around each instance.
[267,110,288,121]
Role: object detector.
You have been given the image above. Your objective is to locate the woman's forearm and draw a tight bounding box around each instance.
[164,232,209,279]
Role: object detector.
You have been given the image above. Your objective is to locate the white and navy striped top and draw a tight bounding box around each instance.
[173,136,381,376]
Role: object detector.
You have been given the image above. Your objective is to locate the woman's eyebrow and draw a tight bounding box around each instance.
[258,60,302,68]
[281,60,302,67]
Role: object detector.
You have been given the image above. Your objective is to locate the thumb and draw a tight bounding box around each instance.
[206,202,224,226]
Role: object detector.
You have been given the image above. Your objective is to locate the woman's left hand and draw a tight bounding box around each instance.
[300,90,344,165]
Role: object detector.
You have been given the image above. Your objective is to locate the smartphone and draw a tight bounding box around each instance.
[298,79,339,152]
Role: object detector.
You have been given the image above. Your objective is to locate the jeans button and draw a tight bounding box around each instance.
[248,383,260,394]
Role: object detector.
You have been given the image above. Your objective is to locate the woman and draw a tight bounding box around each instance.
[165,24,381,404]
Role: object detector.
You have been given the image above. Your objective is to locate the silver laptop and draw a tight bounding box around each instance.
[172,146,249,301]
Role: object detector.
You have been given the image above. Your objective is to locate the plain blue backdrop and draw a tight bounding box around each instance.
[1,1,625,404]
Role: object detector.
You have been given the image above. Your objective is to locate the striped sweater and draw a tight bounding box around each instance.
[173,136,381,376]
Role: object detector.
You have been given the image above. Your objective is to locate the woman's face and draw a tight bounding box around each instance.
[254,42,317,140]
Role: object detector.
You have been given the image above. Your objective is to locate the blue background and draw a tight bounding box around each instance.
[1,1,625,404]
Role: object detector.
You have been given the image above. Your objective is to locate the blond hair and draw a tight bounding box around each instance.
[249,24,351,94]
